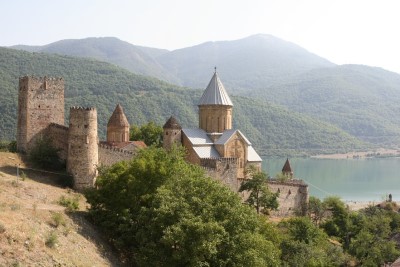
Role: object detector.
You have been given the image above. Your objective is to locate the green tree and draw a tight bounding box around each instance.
[29,136,64,170]
[86,146,281,266]
[239,169,279,215]
[130,121,163,147]
[308,196,327,226]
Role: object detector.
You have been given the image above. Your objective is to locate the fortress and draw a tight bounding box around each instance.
[16,76,145,189]
[16,71,308,216]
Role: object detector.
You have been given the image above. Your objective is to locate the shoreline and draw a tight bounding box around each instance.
[311,148,400,160]
[345,200,398,211]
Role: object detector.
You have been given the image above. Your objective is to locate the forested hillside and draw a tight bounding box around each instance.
[0,48,367,156]
[11,34,400,148]
[242,65,400,146]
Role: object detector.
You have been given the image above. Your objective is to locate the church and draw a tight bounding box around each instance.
[163,69,262,191]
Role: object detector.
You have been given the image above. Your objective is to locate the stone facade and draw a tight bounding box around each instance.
[17,76,64,153]
[16,76,142,190]
[67,107,99,190]
[267,179,309,216]
[199,105,233,133]
[98,144,134,167]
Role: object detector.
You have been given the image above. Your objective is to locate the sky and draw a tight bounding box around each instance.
[1,0,400,73]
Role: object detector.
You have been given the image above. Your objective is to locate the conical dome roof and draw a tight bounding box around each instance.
[163,116,182,129]
[107,104,129,127]
[198,70,233,106]
[282,158,293,174]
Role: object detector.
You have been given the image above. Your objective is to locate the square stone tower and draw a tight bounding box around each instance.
[17,76,65,152]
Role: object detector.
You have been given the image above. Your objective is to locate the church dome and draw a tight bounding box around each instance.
[107,104,129,127]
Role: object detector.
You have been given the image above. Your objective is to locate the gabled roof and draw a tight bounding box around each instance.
[198,70,233,106]
[193,146,220,158]
[248,146,262,162]
[163,116,182,129]
[282,158,293,173]
[107,104,129,127]
[215,129,251,145]
[182,128,214,145]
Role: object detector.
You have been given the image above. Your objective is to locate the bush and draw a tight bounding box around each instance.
[45,231,58,248]
[51,212,66,228]
[57,195,79,211]
[29,136,65,170]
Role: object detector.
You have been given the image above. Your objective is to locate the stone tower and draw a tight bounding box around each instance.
[17,76,65,152]
[163,116,182,150]
[107,104,130,143]
[198,69,233,133]
[67,107,98,190]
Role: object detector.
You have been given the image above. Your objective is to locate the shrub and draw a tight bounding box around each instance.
[51,212,66,228]
[57,195,79,211]
[45,231,58,248]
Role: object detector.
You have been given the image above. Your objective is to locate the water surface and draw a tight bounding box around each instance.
[263,157,400,202]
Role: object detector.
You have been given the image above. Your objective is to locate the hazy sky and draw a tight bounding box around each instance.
[1,0,400,73]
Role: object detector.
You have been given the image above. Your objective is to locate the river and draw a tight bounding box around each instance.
[262,157,400,202]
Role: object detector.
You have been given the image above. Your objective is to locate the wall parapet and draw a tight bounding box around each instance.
[98,144,134,155]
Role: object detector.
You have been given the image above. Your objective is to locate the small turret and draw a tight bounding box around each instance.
[163,116,182,150]
[107,104,130,143]
[282,158,294,179]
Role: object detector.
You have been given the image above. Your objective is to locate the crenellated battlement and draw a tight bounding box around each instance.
[70,106,96,111]
[98,144,134,155]
[19,76,64,82]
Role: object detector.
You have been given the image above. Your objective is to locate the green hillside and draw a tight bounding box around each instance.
[242,65,400,146]
[0,47,367,156]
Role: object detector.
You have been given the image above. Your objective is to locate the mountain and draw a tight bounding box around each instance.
[156,34,335,89]
[11,37,177,83]
[0,47,367,156]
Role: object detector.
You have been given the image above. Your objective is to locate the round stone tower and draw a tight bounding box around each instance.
[67,107,98,190]
[198,69,233,133]
[163,116,182,150]
[107,104,130,143]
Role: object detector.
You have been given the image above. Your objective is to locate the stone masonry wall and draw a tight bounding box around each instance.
[67,107,98,190]
[47,123,69,161]
[202,157,239,192]
[98,144,134,167]
[267,179,309,217]
[17,76,64,153]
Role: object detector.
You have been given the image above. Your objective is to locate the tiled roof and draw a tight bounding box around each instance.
[163,116,182,129]
[247,146,262,162]
[193,146,220,158]
[198,71,233,106]
[215,129,251,145]
[107,104,129,127]
[182,128,213,145]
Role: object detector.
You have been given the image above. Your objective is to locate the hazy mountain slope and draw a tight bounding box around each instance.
[11,37,177,83]
[157,34,336,89]
[243,65,400,145]
[0,48,367,155]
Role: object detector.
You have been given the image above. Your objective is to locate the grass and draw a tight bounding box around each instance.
[51,212,66,228]
[45,231,58,248]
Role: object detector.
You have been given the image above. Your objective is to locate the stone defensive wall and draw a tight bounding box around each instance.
[201,157,239,192]
[47,123,69,161]
[267,179,309,216]
[98,144,134,167]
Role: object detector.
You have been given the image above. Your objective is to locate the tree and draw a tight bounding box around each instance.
[86,146,281,266]
[130,121,163,147]
[29,136,64,170]
[308,196,327,226]
[239,169,279,215]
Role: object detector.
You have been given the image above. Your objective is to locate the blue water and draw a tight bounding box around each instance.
[262,157,400,202]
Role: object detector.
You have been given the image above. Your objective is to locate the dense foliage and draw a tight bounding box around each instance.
[85,147,281,266]
[0,47,369,156]
[29,137,65,170]
[130,121,163,147]
[85,147,400,266]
